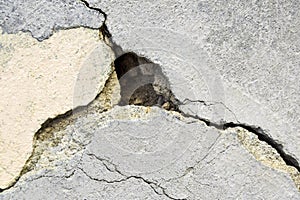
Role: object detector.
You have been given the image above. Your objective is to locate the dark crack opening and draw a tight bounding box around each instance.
[113,52,179,111]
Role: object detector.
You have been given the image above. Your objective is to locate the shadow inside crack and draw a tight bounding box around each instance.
[113,52,179,111]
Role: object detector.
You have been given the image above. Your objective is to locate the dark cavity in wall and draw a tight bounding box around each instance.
[113,52,179,111]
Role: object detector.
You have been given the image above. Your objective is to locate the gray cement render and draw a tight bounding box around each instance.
[1,106,299,199]
[0,0,104,40]
[1,0,300,198]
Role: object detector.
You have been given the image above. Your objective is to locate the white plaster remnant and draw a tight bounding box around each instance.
[0,27,114,189]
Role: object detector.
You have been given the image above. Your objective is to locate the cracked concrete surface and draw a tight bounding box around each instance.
[0,0,300,198]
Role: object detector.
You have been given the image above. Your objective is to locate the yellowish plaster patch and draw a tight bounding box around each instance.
[0,28,114,189]
[236,128,300,191]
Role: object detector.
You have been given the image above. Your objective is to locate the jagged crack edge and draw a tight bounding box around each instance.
[224,122,300,172]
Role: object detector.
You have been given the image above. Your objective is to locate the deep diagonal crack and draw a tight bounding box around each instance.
[178,110,300,172]
[69,0,300,189]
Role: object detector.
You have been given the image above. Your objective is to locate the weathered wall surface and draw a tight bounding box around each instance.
[0,0,299,198]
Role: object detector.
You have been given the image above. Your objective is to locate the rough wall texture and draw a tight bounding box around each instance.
[0,0,299,198]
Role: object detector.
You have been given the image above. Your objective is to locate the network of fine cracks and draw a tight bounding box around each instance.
[77,153,184,200]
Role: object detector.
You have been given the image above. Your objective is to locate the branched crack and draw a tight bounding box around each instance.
[78,166,127,184]
[82,153,185,200]
[85,153,125,176]
[26,169,76,183]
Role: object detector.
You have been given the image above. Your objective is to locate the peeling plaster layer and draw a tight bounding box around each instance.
[92,0,300,164]
[0,106,299,199]
[0,27,114,189]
